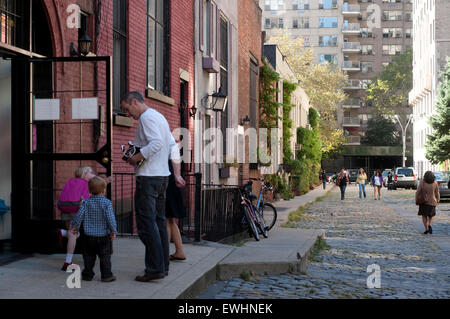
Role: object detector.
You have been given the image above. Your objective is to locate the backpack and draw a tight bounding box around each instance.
[57,178,90,214]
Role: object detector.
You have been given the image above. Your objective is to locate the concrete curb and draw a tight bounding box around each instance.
[178,230,325,299]
[177,188,334,298]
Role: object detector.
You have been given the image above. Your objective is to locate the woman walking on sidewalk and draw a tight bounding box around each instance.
[337,168,349,200]
[416,171,440,234]
[371,170,383,200]
[356,168,367,199]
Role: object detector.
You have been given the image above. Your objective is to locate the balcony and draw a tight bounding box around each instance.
[342,42,361,52]
[342,117,361,127]
[344,79,365,90]
[342,23,361,34]
[342,98,361,108]
[342,4,360,16]
[341,61,360,72]
[344,135,361,145]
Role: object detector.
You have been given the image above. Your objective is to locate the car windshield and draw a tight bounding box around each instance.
[434,173,445,180]
[382,171,389,177]
[397,169,413,176]
[349,171,358,176]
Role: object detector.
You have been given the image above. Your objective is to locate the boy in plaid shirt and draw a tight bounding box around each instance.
[71,176,118,282]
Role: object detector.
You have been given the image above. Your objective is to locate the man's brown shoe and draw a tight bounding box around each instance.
[101,276,116,282]
[135,273,165,282]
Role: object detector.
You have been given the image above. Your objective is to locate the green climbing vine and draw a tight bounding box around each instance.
[282,80,297,163]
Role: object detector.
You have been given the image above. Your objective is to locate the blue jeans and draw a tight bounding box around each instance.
[339,185,347,200]
[358,183,366,198]
[135,176,169,275]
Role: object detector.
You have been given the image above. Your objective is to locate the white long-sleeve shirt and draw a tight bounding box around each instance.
[134,108,177,177]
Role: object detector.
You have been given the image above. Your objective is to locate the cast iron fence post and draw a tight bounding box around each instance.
[194,172,202,242]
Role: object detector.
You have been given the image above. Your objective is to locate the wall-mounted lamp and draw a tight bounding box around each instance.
[241,115,251,126]
[201,89,228,112]
[70,33,92,57]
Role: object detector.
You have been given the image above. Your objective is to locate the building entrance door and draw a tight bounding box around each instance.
[11,56,113,253]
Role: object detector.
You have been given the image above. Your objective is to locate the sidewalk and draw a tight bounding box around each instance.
[0,186,330,299]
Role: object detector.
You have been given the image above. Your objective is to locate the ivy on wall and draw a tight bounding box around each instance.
[289,108,322,194]
[282,80,297,163]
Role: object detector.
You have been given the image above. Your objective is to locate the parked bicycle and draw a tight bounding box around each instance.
[239,178,278,240]
[239,183,266,241]
[247,178,278,231]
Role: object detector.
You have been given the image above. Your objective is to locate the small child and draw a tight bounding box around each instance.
[70,176,118,282]
[59,166,94,271]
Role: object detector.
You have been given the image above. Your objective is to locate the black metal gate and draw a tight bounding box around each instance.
[11,56,112,253]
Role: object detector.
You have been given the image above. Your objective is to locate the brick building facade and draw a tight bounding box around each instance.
[0,0,195,249]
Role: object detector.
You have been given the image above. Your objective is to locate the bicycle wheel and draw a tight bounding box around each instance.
[252,204,268,238]
[261,203,277,231]
[243,206,259,241]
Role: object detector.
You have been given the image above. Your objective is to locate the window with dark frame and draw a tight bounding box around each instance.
[250,59,258,129]
[0,0,26,49]
[147,0,170,96]
[219,17,228,162]
[113,0,127,113]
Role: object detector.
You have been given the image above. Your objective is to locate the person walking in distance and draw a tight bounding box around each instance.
[337,168,349,200]
[121,91,184,282]
[356,168,367,199]
[320,169,327,190]
[416,171,440,234]
[371,170,383,200]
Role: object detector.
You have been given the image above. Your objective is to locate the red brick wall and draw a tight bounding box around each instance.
[238,0,262,185]
[41,0,195,222]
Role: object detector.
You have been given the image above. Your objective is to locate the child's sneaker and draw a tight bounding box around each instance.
[61,262,72,271]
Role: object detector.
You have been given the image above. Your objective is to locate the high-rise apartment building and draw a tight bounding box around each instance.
[260,0,344,66]
[409,0,450,177]
[343,0,413,148]
[261,0,413,171]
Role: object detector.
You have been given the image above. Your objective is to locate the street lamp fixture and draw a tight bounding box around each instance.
[70,33,92,57]
[394,114,413,167]
[201,89,228,112]
[241,115,251,126]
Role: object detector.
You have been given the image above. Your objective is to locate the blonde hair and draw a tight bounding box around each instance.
[74,166,93,179]
[88,176,106,195]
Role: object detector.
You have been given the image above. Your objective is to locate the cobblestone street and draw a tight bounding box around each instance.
[201,185,450,299]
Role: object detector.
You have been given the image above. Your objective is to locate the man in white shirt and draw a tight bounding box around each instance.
[120,91,184,282]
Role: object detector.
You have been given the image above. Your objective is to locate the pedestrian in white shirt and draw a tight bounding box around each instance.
[120,91,183,282]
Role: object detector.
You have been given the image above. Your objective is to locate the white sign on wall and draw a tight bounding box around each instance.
[34,98,60,121]
[72,98,99,120]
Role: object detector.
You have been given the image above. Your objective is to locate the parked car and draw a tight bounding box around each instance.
[348,169,359,184]
[434,172,450,199]
[394,167,418,189]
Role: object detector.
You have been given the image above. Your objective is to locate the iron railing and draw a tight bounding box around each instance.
[107,172,243,242]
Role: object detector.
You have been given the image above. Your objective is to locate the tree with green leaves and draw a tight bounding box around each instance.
[366,48,413,126]
[267,29,347,158]
[425,58,450,165]
[362,116,401,146]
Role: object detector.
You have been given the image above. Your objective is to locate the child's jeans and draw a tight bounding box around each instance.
[358,183,366,198]
[82,235,113,280]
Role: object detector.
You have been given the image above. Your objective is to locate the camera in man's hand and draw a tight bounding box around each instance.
[121,142,144,167]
